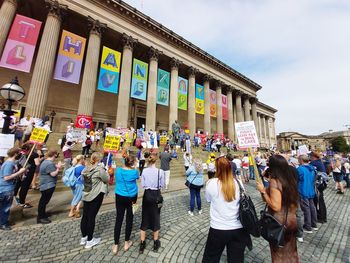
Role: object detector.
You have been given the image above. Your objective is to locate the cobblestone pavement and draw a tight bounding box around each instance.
[0,182,349,263]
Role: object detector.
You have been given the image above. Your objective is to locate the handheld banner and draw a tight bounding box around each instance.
[29,127,49,144]
[103,134,121,153]
[195,84,204,114]
[53,30,86,84]
[130,58,148,100]
[222,95,228,120]
[0,15,42,72]
[209,89,217,117]
[0,134,15,157]
[178,76,188,110]
[97,46,121,94]
[160,135,168,146]
[156,69,170,106]
[234,121,260,149]
[75,115,94,129]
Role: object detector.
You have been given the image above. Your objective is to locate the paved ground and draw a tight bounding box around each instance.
[0,182,349,263]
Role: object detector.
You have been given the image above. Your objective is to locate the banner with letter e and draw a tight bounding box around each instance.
[130,59,148,101]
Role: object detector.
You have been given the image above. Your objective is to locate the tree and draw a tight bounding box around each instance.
[330,136,350,153]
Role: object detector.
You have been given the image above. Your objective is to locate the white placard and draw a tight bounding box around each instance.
[0,134,14,157]
[297,145,309,156]
[234,121,260,148]
[68,128,86,142]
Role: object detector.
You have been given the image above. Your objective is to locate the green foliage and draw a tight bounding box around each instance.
[330,136,350,153]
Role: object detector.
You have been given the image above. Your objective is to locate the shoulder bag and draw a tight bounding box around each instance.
[185,172,203,190]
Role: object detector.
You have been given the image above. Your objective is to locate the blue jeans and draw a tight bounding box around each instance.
[249,166,255,179]
[189,187,201,212]
[0,191,14,226]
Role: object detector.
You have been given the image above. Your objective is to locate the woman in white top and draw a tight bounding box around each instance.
[202,157,250,263]
[183,152,193,172]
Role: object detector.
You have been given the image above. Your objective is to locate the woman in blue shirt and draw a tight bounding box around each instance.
[112,155,139,255]
[68,155,85,218]
[186,159,204,216]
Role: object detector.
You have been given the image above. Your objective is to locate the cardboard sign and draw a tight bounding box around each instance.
[234,121,260,148]
[68,128,86,142]
[29,127,49,143]
[103,134,121,153]
[75,115,94,129]
[297,145,309,156]
[0,134,15,157]
[160,135,168,146]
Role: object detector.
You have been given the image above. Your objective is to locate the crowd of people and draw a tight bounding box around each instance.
[0,122,349,262]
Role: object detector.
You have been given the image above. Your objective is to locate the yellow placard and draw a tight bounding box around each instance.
[29,127,49,143]
[103,135,121,152]
[160,136,168,146]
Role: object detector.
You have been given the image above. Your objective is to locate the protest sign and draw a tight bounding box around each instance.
[297,145,309,156]
[75,115,94,129]
[160,135,168,146]
[234,121,260,149]
[29,127,49,144]
[68,128,86,142]
[0,134,14,157]
[103,134,121,153]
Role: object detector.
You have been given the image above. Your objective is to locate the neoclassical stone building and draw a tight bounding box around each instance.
[0,0,277,148]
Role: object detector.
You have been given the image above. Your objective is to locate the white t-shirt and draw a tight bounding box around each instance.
[183,154,192,167]
[232,158,242,169]
[205,178,243,230]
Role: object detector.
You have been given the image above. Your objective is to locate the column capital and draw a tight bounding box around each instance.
[226,86,234,94]
[45,0,68,21]
[215,80,224,89]
[249,97,258,104]
[170,57,181,70]
[203,74,212,83]
[265,115,271,120]
[188,66,199,78]
[242,93,251,100]
[148,46,162,62]
[87,16,107,37]
[122,33,138,51]
[234,89,243,96]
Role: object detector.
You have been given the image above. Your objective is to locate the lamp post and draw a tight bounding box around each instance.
[50,110,56,131]
[0,77,25,134]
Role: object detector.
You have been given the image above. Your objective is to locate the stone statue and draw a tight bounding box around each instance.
[172,120,181,144]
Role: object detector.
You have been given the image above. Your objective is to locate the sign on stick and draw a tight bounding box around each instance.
[29,127,49,144]
[234,121,259,148]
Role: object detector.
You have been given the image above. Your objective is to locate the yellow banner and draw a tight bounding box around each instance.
[100,46,121,73]
[160,136,168,145]
[103,135,121,152]
[195,99,204,114]
[29,127,49,143]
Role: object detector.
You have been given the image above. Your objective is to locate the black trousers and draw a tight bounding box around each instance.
[139,160,145,175]
[17,171,34,204]
[114,194,137,245]
[80,192,104,241]
[37,187,55,219]
[314,190,327,222]
[202,227,248,263]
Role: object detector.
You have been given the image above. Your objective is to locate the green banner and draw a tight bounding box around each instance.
[130,58,148,101]
[156,69,170,106]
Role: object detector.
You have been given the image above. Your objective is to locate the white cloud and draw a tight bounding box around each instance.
[124,0,350,134]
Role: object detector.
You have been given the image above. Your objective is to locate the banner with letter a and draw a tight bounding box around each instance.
[156,69,170,106]
[53,30,86,84]
[97,46,121,94]
[222,94,228,120]
[195,84,204,115]
[178,76,188,110]
[0,15,42,72]
[130,58,148,100]
[210,89,217,117]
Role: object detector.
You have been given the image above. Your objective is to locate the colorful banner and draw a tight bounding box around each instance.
[178,76,188,110]
[210,89,217,117]
[29,127,49,144]
[97,46,121,94]
[222,95,228,120]
[75,114,94,129]
[103,134,121,153]
[53,30,86,84]
[195,84,204,115]
[0,15,42,72]
[156,69,170,106]
[130,58,148,100]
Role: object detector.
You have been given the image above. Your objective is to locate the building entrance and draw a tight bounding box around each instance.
[136,117,146,130]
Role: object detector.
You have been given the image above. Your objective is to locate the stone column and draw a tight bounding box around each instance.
[233,102,237,141]
[25,0,67,118]
[234,90,244,122]
[187,67,198,135]
[203,74,211,135]
[116,33,137,127]
[261,114,266,145]
[266,116,271,148]
[257,113,261,143]
[145,47,162,131]
[77,17,106,116]
[250,97,259,135]
[168,58,181,131]
[227,86,234,140]
[0,0,18,55]
[216,81,223,134]
[243,95,251,121]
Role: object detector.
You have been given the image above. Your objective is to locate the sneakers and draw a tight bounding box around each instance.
[188,211,194,216]
[312,227,318,231]
[0,225,12,231]
[19,203,33,209]
[85,237,101,249]
[37,218,51,224]
[303,228,313,234]
[297,237,304,243]
[198,210,203,215]
[80,236,88,246]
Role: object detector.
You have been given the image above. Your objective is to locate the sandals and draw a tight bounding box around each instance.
[112,244,118,255]
[124,240,133,251]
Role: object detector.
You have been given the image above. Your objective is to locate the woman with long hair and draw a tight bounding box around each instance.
[112,155,139,255]
[202,157,250,263]
[80,152,109,249]
[68,155,85,218]
[139,152,165,253]
[256,154,300,263]
[186,158,204,216]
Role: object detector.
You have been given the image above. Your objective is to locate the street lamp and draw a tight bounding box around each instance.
[0,77,25,134]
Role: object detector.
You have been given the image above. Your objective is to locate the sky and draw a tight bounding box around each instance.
[123,0,350,135]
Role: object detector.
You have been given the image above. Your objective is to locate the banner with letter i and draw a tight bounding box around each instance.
[53,30,86,84]
[130,58,148,101]
[0,15,42,72]
[97,46,121,94]
[178,76,188,110]
[195,84,204,114]
[156,69,170,106]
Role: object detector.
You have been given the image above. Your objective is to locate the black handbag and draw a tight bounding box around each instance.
[259,205,288,247]
[156,169,163,209]
[235,179,260,237]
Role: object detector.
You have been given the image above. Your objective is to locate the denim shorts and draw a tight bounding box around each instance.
[71,184,84,206]
[333,172,343,183]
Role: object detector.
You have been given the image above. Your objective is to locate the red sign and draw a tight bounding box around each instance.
[213,133,225,140]
[75,115,94,129]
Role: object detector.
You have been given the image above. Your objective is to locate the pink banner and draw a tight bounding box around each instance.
[222,95,228,120]
[0,15,42,73]
[210,89,216,117]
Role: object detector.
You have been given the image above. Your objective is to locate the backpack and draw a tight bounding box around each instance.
[62,167,78,187]
[85,138,92,145]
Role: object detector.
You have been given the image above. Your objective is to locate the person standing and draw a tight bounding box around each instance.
[62,141,76,174]
[0,148,26,230]
[31,143,45,190]
[68,155,85,218]
[160,146,172,190]
[332,156,345,194]
[206,153,216,179]
[139,152,165,253]
[256,155,300,263]
[202,157,251,263]
[112,155,139,255]
[241,154,249,183]
[37,150,63,224]
[297,154,318,233]
[232,155,242,180]
[186,159,204,216]
[183,152,193,172]
[137,146,146,175]
[80,153,109,249]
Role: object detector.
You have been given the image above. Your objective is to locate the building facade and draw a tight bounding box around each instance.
[0,0,277,147]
